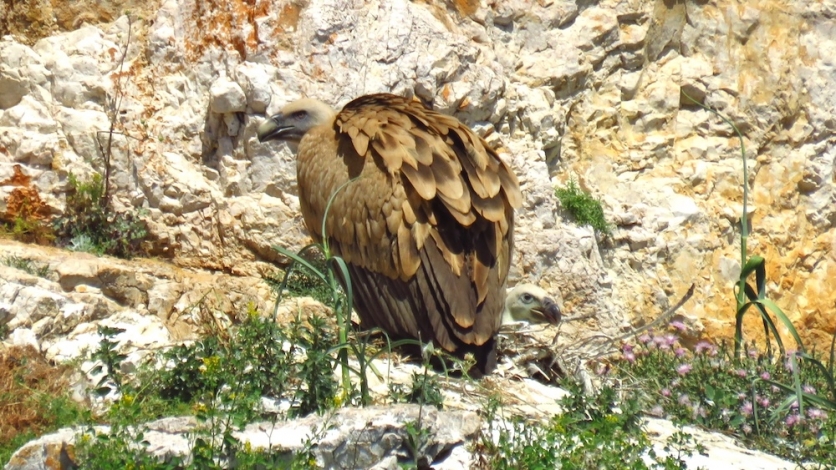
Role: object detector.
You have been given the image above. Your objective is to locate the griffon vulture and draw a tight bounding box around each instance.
[502,284,562,325]
[257,93,522,376]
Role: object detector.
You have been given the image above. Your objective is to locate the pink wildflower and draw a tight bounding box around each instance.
[695,341,712,354]
[784,350,799,372]
[807,408,827,420]
[622,343,636,363]
[741,401,753,416]
[676,363,692,375]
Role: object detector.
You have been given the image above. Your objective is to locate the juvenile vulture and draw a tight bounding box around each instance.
[502,284,562,325]
[258,93,522,375]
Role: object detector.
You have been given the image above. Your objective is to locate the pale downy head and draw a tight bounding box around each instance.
[257,98,336,143]
[502,284,562,325]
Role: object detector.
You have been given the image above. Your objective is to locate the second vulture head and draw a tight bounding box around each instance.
[502,284,562,325]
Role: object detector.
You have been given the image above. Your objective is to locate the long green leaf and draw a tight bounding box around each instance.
[329,256,353,320]
[740,255,764,281]
[272,245,328,284]
[797,352,836,401]
[320,177,361,255]
[758,298,805,353]
[791,353,804,419]
[753,257,767,300]
[734,300,755,359]
[739,284,791,357]
[766,381,836,412]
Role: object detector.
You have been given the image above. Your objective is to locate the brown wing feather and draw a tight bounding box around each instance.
[296,93,520,374]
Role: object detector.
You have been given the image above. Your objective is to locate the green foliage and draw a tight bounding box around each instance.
[156,337,223,404]
[75,395,185,470]
[263,251,334,306]
[74,305,340,468]
[89,325,129,396]
[479,383,704,469]
[53,173,148,259]
[294,314,339,416]
[555,178,611,236]
[648,92,836,464]
[0,346,88,464]
[615,329,836,464]
[1,215,55,245]
[272,243,361,406]
[2,255,50,277]
[389,371,444,411]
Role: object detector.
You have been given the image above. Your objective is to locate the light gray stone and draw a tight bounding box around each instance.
[210,77,247,114]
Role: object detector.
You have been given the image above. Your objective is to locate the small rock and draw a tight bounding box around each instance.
[210,77,247,114]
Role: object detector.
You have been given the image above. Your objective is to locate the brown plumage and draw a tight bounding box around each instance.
[257,93,522,375]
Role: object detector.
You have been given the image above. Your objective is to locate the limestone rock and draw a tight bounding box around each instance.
[4,407,480,470]
[209,76,247,114]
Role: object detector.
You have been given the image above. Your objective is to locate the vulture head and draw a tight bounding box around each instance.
[257,99,336,143]
[502,284,562,325]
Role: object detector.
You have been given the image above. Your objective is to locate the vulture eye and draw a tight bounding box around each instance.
[520,293,534,303]
[291,110,308,120]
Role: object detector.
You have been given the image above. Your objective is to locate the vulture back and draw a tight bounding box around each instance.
[295,93,521,375]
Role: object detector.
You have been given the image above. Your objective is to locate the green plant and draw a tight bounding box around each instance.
[294,314,340,416]
[263,251,334,306]
[49,17,148,260]
[89,325,129,396]
[273,177,388,407]
[0,346,90,466]
[73,300,345,468]
[679,92,803,361]
[651,92,836,462]
[478,383,704,469]
[75,394,184,470]
[2,255,50,277]
[389,371,444,411]
[2,214,55,245]
[52,173,148,259]
[555,178,611,236]
[615,328,836,464]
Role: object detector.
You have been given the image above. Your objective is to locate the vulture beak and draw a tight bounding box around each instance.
[540,297,562,324]
[257,114,302,143]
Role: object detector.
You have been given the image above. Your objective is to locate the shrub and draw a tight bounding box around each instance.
[0,346,89,466]
[52,173,148,258]
[555,178,611,236]
[478,383,704,469]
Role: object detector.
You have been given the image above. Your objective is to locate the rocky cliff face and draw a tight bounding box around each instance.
[1,0,834,350]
